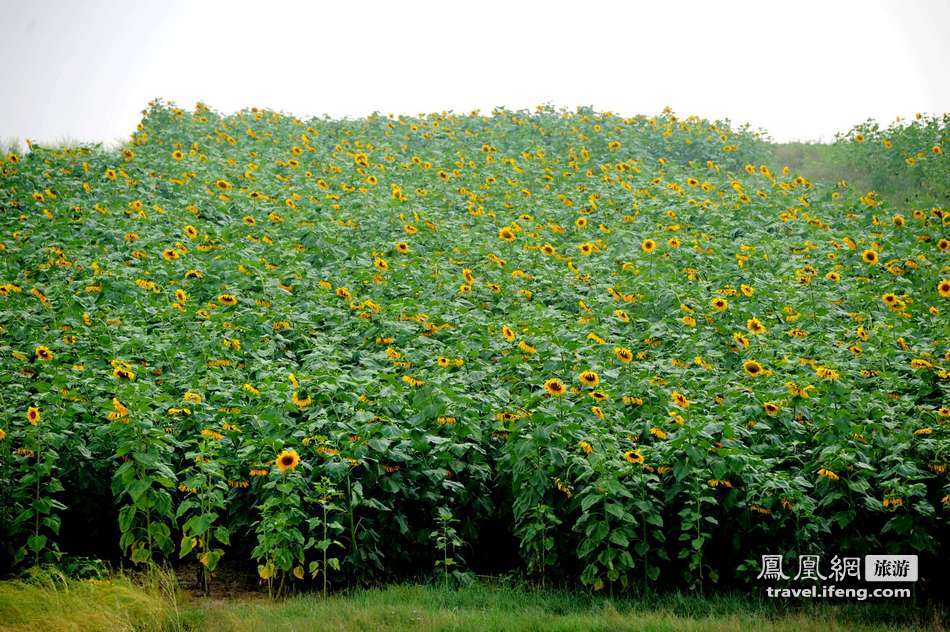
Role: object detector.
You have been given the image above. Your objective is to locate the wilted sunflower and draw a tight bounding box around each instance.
[276,449,300,472]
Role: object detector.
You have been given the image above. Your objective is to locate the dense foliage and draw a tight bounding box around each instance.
[0,102,947,594]
[835,112,949,207]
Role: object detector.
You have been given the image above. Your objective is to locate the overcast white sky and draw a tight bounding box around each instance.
[1,0,948,146]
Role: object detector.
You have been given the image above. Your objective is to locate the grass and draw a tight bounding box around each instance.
[0,573,943,631]
[0,569,175,631]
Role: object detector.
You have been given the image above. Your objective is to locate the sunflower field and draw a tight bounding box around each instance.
[0,102,947,595]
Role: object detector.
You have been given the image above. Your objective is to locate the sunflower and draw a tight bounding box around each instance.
[667,237,681,248]
[624,449,644,464]
[614,347,633,363]
[579,242,594,256]
[763,402,781,416]
[395,241,410,254]
[740,284,754,297]
[498,227,516,242]
[862,249,879,265]
[817,468,839,481]
[162,248,180,261]
[374,258,388,272]
[291,391,312,408]
[671,391,689,408]
[276,449,300,472]
[214,179,232,190]
[184,225,198,239]
[218,294,237,306]
[742,360,764,377]
[35,345,53,361]
[881,293,898,306]
[825,271,841,282]
[27,406,41,425]
[641,239,657,254]
[171,150,184,161]
[112,365,135,380]
[746,317,766,335]
[175,289,188,303]
[710,297,728,311]
[544,378,566,397]
[733,332,750,348]
[578,370,600,387]
[501,325,516,342]
[541,243,555,256]
[939,280,950,298]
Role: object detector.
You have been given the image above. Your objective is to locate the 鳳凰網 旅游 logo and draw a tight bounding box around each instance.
[754,554,916,600]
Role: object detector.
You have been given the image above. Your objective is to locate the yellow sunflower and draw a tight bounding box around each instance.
[276,449,300,472]
[544,378,566,397]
